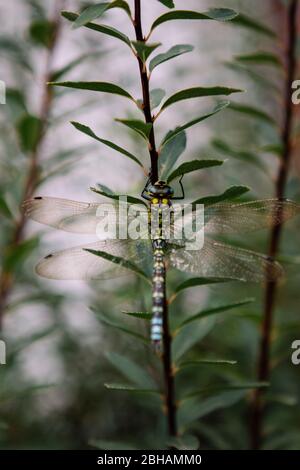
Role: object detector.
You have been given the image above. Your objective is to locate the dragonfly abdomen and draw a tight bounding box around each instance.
[151,238,166,352]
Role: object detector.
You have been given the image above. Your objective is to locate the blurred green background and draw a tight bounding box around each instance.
[0,0,300,450]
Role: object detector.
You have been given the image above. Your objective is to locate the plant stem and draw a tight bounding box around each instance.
[250,0,298,450]
[133,0,159,184]
[0,0,64,330]
[133,0,177,438]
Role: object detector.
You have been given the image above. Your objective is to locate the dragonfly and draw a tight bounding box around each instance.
[24,179,300,351]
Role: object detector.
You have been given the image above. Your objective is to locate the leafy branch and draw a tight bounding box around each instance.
[0,0,65,329]
[250,0,299,450]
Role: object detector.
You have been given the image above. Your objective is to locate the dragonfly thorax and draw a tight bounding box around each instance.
[146,181,174,205]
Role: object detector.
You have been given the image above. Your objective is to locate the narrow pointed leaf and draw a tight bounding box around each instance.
[191,185,250,206]
[85,249,149,280]
[150,88,166,109]
[122,311,152,320]
[104,383,159,393]
[229,102,276,125]
[161,101,230,148]
[72,1,131,29]
[179,298,255,328]
[16,114,41,152]
[178,359,237,372]
[151,8,238,32]
[173,317,216,361]
[150,44,193,72]
[115,119,152,140]
[158,0,175,8]
[183,382,269,400]
[178,390,245,428]
[0,195,13,219]
[71,121,143,167]
[92,309,149,342]
[232,14,276,38]
[234,52,282,68]
[159,131,186,179]
[61,11,131,47]
[48,81,134,101]
[167,159,223,183]
[160,86,242,112]
[105,352,155,387]
[51,51,105,81]
[212,138,268,171]
[132,41,161,62]
[174,277,235,295]
[90,184,146,206]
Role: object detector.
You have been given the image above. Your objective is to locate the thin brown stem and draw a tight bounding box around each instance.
[250,0,298,450]
[133,0,177,438]
[133,0,159,184]
[0,0,64,329]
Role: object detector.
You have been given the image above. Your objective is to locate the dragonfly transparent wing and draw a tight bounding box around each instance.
[203,199,300,234]
[23,197,148,236]
[36,238,152,280]
[168,238,283,282]
[168,199,300,242]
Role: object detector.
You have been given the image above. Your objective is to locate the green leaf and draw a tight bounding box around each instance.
[72,1,131,29]
[167,159,223,183]
[150,8,238,33]
[3,237,39,272]
[51,51,105,81]
[29,19,55,47]
[160,86,242,112]
[178,390,245,429]
[161,101,230,148]
[132,41,161,62]
[173,317,216,361]
[48,81,134,101]
[173,277,234,295]
[158,0,175,8]
[90,184,146,206]
[122,311,152,320]
[71,121,143,167]
[231,14,276,38]
[211,138,268,171]
[166,434,199,451]
[191,185,250,206]
[90,439,137,450]
[159,131,186,179]
[183,382,269,400]
[0,194,13,219]
[6,88,28,122]
[16,114,41,152]
[92,309,149,342]
[85,249,149,280]
[150,88,166,109]
[115,119,152,141]
[0,36,32,71]
[105,352,156,388]
[104,383,159,394]
[178,298,255,328]
[234,52,282,68]
[229,102,276,125]
[178,359,237,371]
[61,11,131,47]
[150,44,194,72]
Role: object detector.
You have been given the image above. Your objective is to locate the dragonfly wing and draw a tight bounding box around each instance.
[204,199,300,234]
[23,197,148,235]
[168,238,283,282]
[36,239,152,280]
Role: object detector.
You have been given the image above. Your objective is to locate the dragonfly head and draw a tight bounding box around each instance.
[149,181,174,204]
